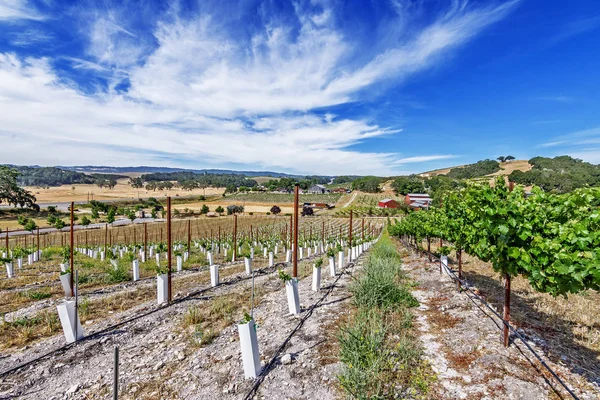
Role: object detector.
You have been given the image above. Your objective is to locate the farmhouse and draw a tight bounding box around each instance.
[405,193,432,209]
[378,199,400,209]
[307,184,330,194]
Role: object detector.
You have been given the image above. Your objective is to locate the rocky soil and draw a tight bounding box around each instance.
[2,241,598,400]
[401,247,600,400]
[0,252,361,399]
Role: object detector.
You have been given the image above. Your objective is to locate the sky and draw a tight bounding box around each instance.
[0,0,599,176]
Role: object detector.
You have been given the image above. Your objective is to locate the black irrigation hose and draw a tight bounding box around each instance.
[401,239,580,400]
[0,260,288,379]
[243,256,363,400]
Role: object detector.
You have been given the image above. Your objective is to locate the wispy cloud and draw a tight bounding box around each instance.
[539,127,600,148]
[393,155,458,165]
[548,15,600,45]
[535,96,574,103]
[0,0,520,175]
[0,0,44,21]
[9,28,54,46]
[530,120,561,125]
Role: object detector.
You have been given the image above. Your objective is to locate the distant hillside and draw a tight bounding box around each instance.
[421,159,532,178]
[58,165,307,179]
[2,165,127,187]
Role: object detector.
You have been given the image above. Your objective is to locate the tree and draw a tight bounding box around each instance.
[301,206,314,216]
[227,205,244,215]
[270,205,281,215]
[497,156,506,163]
[54,219,66,230]
[23,219,37,232]
[200,204,209,214]
[47,205,57,213]
[505,155,515,161]
[351,176,383,193]
[91,208,99,219]
[129,177,144,188]
[107,179,118,189]
[391,176,425,195]
[0,166,37,208]
[215,206,224,214]
[127,210,136,220]
[107,208,116,224]
[81,216,91,227]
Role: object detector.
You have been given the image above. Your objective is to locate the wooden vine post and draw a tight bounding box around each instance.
[36,227,40,257]
[457,249,462,290]
[233,214,238,261]
[289,215,292,248]
[293,184,299,278]
[361,218,365,242]
[70,202,74,295]
[349,210,353,248]
[427,237,431,262]
[167,197,172,302]
[187,219,191,253]
[503,181,515,347]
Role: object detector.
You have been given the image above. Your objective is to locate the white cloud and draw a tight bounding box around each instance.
[393,155,458,164]
[535,96,574,103]
[566,150,600,165]
[539,127,600,148]
[9,28,54,46]
[0,0,44,21]
[0,1,520,175]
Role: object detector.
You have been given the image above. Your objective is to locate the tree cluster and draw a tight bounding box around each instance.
[446,159,500,179]
[509,156,600,193]
[351,176,384,193]
[227,205,244,215]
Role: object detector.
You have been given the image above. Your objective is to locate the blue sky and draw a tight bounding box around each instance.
[0,0,599,176]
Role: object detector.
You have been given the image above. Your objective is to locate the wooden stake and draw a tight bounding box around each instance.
[167,197,172,302]
[70,202,74,295]
[233,215,238,261]
[293,184,299,278]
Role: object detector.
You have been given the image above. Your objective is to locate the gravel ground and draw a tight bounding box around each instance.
[0,248,365,400]
[401,246,600,400]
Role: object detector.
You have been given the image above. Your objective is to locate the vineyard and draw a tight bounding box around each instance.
[224,192,343,204]
[334,193,406,217]
[390,177,600,398]
[0,199,385,398]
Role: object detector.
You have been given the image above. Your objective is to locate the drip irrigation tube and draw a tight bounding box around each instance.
[402,239,580,400]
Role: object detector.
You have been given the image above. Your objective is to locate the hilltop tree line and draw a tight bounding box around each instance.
[2,165,126,187]
[509,156,600,193]
[262,177,329,192]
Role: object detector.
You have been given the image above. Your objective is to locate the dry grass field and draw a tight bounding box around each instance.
[421,160,532,177]
[26,179,225,203]
[488,159,532,176]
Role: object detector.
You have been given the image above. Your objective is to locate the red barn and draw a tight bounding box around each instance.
[378,198,400,209]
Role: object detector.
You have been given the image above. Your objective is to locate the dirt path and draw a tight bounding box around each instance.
[0,250,366,399]
[341,191,357,208]
[400,247,599,400]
